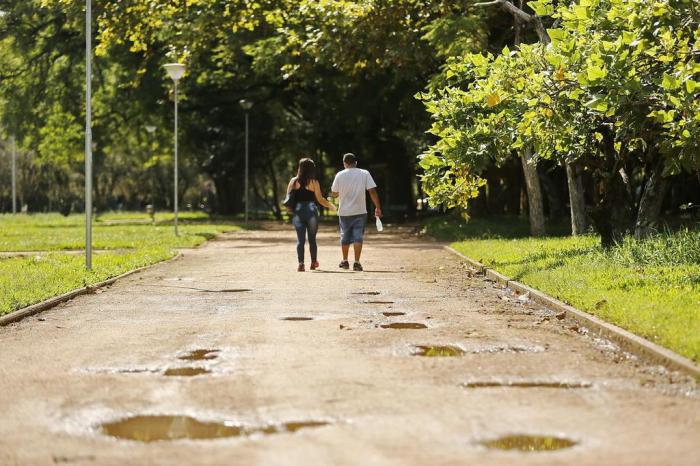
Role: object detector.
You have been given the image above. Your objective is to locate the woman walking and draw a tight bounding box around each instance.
[287,158,336,271]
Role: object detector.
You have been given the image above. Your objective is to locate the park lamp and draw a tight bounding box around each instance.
[145,125,157,134]
[163,63,186,236]
[239,99,254,111]
[163,63,186,83]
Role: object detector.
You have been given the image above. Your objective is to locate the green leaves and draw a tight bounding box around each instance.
[661,73,681,90]
[419,0,700,212]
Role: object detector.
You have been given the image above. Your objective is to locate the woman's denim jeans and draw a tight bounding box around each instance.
[292,202,319,263]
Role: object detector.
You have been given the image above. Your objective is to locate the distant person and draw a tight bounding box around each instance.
[286,158,336,272]
[331,153,382,271]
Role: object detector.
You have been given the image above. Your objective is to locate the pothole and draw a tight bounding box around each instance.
[280,317,314,321]
[99,416,329,442]
[115,368,159,374]
[101,415,242,442]
[365,301,395,305]
[201,289,252,293]
[462,380,592,389]
[413,345,465,357]
[471,344,546,354]
[163,367,212,377]
[259,421,330,434]
[381,323,427,330]
[382,312,406,317]
[480,435,577,451]
[178,349,220,361]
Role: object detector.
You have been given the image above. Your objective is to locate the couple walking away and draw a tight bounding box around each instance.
[286,153,383,272]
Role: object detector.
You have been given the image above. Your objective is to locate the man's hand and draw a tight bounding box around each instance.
[375,207,383,218]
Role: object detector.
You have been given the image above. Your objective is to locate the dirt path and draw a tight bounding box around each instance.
[0,225,698,465]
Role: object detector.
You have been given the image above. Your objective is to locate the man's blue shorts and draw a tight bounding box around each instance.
[339,214,367,245]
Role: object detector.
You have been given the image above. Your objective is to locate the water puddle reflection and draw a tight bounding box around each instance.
[381,323,427,330]
[413,345,464,357]
[178,349,220,361]
[100,416,330,442]
[481,435,576,451]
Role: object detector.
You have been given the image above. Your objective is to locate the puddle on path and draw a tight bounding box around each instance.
[381,323,427,330]
[100,416,329,442]
[463,380,592,389]
[201,289,252,293]
[481,435,577,452]
[259,421,330,434]
[178,349,220,361]
[382,312,406,317]
[163,367,212,377]
[280,317,314,321]
[413,345,465,357]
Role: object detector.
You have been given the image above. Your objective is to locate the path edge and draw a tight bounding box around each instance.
[444,246,700,379]
[0,253,183,327]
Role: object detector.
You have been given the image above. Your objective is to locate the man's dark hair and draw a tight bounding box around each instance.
[343,153,357,165]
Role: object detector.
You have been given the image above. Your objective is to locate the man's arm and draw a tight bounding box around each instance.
[368,188,382,218]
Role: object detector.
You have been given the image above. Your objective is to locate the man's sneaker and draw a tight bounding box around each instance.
[298,263,305,272]
[339,260,350,270]
[310,261,320,270]
[353,262,363,272]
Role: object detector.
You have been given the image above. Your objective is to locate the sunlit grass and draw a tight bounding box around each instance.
[0,212,240,316]
[425,216,700,362]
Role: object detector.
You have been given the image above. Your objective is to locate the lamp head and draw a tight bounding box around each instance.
[145,125,157,134]
[239,99,254,111]
[163,63,186,82]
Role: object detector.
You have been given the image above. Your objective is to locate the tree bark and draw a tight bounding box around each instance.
[635,159,668,239]
[566,161,587,235]
[521,148,546,236]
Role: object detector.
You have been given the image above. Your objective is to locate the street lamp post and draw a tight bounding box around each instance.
[11,136,16,214]
[145,125,157,203]
[239,99,253,224]
[145,125,157,222]
[85,0,93,269]
[164,63,186,236]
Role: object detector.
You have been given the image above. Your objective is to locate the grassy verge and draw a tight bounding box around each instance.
[424,216,700,362]
[0,212,240,316]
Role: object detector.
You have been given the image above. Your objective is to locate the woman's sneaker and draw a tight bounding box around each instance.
[353,262,363,272]
[310,261,320,270]
[339,260,350,270]
[298,263,305,272]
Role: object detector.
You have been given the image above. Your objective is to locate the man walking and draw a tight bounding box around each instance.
[331,153,382,271]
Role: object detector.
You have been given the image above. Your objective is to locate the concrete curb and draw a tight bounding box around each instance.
[0,253,183,327]
[445,246,700,379]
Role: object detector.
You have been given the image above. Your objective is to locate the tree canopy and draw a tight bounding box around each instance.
[0,0,697,243]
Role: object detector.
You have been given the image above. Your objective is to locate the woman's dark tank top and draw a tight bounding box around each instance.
[295,181,316,202]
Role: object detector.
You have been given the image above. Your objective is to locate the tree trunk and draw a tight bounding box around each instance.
[566,161,587,235]
[521,147,546,236]
[635,160,668,239]
[590,169,634,248]
[539,166,567,218]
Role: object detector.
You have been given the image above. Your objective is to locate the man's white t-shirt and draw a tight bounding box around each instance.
[331,168,377,217]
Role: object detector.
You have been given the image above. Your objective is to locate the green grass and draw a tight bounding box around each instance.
[424,216,700,362]
[0,212,241,316]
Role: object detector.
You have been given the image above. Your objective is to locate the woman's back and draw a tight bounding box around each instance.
[294,179,316,203]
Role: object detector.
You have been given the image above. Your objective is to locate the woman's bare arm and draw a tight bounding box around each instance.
[312,180,336,210]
